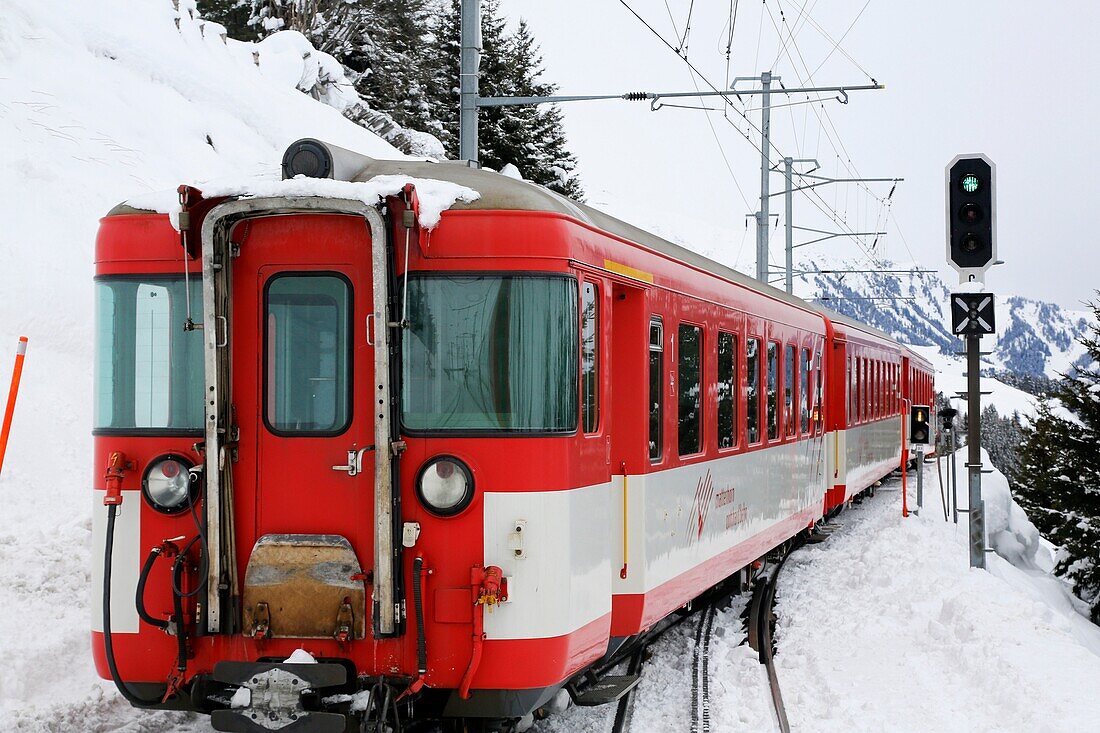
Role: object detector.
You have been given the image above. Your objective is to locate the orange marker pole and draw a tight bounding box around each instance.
[0,337,28,476]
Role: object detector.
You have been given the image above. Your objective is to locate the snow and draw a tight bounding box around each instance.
[229,687,251,709]
[1,1,1098,732]
[128,173,480,230]
[283,648,318,665]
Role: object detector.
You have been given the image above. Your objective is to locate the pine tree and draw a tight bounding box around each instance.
[505,21,583,198]
[196,0,256,39]
[980,404,1024,478]
[1013,297,1100,621]
[428,1,583,198]
[337,0,443,151]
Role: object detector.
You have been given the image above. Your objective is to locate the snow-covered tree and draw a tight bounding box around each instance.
[196,0,255,39]
[503,20,583,198]
[1013,298,1100,621]
[981,404,1024,477]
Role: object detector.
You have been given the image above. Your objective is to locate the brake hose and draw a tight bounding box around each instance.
[135,546,170,631]
[103,506,163,707]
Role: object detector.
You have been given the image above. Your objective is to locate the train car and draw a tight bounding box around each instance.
[90,140,924,731]
[817,310,906,514]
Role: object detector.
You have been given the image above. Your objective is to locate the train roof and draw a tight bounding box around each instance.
[109,157,925,345]
[811,303,895,344]
[350,158,832,318]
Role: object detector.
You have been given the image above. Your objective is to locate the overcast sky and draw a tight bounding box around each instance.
[497,0,1100,311]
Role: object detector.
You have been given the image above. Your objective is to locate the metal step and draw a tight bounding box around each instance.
[569,674,642,707]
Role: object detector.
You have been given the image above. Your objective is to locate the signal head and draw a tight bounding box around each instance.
[946,154,996,279]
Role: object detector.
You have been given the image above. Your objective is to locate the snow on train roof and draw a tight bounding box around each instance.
[112,157,832,320]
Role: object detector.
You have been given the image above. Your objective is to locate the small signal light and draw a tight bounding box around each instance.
[910,405,931,446]
[961,173,980,194]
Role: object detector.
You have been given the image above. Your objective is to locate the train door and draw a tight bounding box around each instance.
[231,214,375,640]
[609,282,647,470]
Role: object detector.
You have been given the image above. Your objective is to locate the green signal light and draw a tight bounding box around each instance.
[961,174,980,194]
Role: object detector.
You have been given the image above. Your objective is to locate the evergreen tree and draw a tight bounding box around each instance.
[196,0,256,39]
[1013,298,1100,621]
[429,1,583,198]
[505,21,583,198]
[980,404,1024,478]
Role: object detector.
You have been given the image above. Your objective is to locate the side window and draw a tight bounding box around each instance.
[784,344,796,437]
[855,357,862,423]
[746,338,761,444]
[677,324,702,456]
[648,319,663,461]
[847,355,853,427]
[265,274,351,435]
[814,350,823,433]
[858,356,866,420]
[766,341,779,440]
[801,347,812,434]
[581,281,599,433]
[880,360,888,416]
[717,331,738,449]
[874,361,880,418]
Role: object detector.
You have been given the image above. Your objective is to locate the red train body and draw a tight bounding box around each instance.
[91,148,934,729]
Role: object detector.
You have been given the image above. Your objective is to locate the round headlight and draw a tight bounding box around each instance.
[416,457,474,517]
[142,455,197,515]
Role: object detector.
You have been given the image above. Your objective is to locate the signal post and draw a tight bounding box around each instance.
[946,154,998,570]
[909,405,931,510]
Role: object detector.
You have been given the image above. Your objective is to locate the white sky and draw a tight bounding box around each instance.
[497,0,1100,311]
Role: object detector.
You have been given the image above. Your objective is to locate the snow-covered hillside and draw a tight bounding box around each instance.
[794,257,1094,381]
[1,2,1097,732]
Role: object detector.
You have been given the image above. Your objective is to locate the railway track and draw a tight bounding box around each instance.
[746,545,799,733]
[607,539,805,733]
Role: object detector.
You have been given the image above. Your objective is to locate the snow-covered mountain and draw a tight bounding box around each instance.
[791,257,1094,380]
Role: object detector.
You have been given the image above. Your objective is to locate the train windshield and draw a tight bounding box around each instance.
[402,274,579,432]
[94,277,204,432]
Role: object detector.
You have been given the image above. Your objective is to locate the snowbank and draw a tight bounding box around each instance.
[974,448,1050,569]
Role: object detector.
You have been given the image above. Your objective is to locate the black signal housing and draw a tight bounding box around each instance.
[946,155,996,274]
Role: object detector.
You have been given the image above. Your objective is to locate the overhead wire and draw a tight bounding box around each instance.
[761,0,905,262]
[808,0,875,79]
[678,0,696,55]
[614,0,897,267]
[662,0,681,40]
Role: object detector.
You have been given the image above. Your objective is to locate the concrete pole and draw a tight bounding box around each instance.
[784,156,794,294]
[459,0,481,163]
[755,71,773,284]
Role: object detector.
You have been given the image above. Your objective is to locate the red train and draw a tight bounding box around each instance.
[91,139,933,731]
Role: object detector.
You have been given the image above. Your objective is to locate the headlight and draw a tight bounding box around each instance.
[416,456,474,517]
[142,455,197,515]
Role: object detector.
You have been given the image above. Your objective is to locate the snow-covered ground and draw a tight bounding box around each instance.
[537,454,1100,733]
[1,1,1098,731]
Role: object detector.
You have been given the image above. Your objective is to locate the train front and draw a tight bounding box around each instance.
[91,147,604,731]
